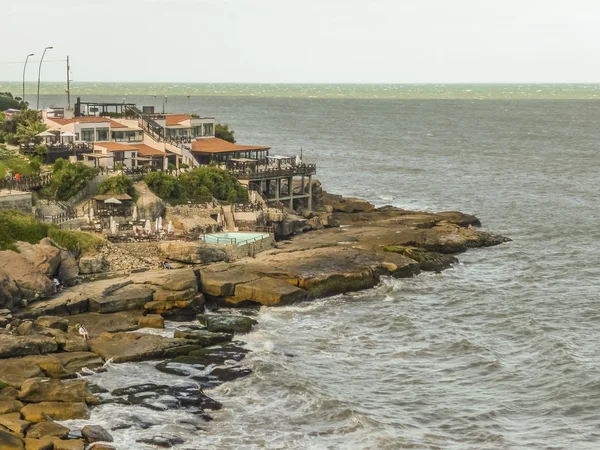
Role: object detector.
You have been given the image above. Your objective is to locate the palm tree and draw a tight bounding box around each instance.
[16,120,46,146]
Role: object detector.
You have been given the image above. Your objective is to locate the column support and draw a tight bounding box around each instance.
[288,176,294,209]
[308,175,313,211]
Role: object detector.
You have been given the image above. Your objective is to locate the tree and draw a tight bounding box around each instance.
[48,159,98,201]
[215,124,235,143]
[16,120,46,146]
[97,175,138,201]
[0,93,20,111]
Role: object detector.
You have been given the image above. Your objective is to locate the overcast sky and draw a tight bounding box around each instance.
[1,0,599,83]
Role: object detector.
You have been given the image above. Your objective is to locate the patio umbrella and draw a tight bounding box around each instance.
[104,197,122,204]
[110,217,118,235]
[217,212,222,225]
[132,205,138,222]
[145,219,152,233]
[89,207,94,221]
[155,218,159,232]
[295,155,301,166]
[157,216,163,230]
[167,221,174,233]
[37,130,55,137]
[61,131,76,137]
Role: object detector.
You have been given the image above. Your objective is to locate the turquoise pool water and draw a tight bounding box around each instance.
[201,232,270,246]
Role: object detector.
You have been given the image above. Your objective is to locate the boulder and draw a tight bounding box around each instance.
[226,277,307,306]
[20,402,89,423]
[0,309,13,328]
[199,268,260,297]
[0,399,23,414]
[24,437,55,450]
[143,294,205,318]
[0,273,19,310]
[0,252,55,301]
[86,445,115,450]
[81,425,113,444]
[88,332,200,363]
[15,291,89,320]
[156,270,198,292]
[26,422,69,440]
[323,193,375,213]
[0,387,19,400]
[78,255,105,275]
[173,329,232,347]
[89,285,153,313]
[0,430,24,449]
[0,358,43,389]
[196,314,258,334]
[0,412,30,436]
[66,312,140,337]
[158,241,228,264]
[15,321,35,336]
[57,250,79,286]
[51,352,104,374]
[138,315,164,329]
[34,317,69,332]
[18,379,97,405]
[0,335,58,359]
[152,287,196,302]
[15,241,61,278]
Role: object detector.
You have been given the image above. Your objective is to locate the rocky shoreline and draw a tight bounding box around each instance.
[0,196,510,448]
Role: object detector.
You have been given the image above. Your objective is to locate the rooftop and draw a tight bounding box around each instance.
[165,114,192,126]
[191,137,270,154]
[135,144,166,156]
[94,142,138,152]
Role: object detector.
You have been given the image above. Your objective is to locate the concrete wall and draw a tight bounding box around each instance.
[0,191,33,214]
[228,234,274,260]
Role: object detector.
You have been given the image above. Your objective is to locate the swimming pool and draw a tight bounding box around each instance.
[200,232,270,246]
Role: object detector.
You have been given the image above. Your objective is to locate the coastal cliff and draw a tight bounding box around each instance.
[0,195,509,448]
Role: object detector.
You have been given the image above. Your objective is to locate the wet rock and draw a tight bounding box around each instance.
[383,245,459,271]
[88,332,200,363]
[81,425,113,443]
[89,285,154,313]
[188,342,251,363]
[172,329,232,347]
[473,231,512,247]
[85,445,115,450]
[110,383,221,412]
[51,352,104,374]
[18,379,97,405]
[191,366,252,389]
[26,421,70,440]
[138,315,164,329]
[20,402,89,422]
[0,430,24,449]
[155,356,252,389]
[137,435,184,448]
[196,314,258,334]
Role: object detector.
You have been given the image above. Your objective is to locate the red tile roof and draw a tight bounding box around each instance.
[94,142,139,152]
[191,137,270,154]
[165,114,191,126]
[135,144,166,156]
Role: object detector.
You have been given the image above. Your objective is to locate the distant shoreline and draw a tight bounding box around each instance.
[2,82,600,100]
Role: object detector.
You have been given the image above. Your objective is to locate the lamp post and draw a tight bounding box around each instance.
[36,46,53,110]
[22,53,34,106]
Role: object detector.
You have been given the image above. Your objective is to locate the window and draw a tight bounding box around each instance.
[81,129,94,141]
[97,129,108,141]
[203,123,214,136]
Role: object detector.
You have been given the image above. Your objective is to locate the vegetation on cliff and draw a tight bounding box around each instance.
[42,158,98,201]
[97,175,138,201]
[0,145,40,178]
[144,166,248,203]
[0,109,44,145]
[0,210,104,253]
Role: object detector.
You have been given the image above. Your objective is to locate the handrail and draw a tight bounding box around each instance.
[0,173,53,191]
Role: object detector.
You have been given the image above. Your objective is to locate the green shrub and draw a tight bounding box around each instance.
[97,174,138,201]
[144,166,247,203]
[47,159,98,201]
[0,210,106,253]
[215,123,235,143]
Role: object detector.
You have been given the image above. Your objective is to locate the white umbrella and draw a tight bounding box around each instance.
[155,218,159,232]
[37,130,55,137]
[145,219,152,233]
[61,131,76,137]
[89,207,94,221]
[132,205,138,222]
[251,191,257,203]
[167,221,174,233]
[157,216,163,230]
[104,197,122,204]
[217,212,222,225]
[295,155,301,166]
[110,217,118,235]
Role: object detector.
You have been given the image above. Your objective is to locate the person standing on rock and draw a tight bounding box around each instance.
[75,323,90,340]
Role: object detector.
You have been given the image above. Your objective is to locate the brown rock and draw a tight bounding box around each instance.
[138,315,164,329]
[227,277,307,306]
[0,412,30,436]
[52,439,84,450]
[26,421,69,440]
[24,437,54,450]
[78,256,105,275]
[18,379,97,405]
[81,425,113,443]
[51,352,104,374]
[34,317,69,332]
[199,267,260,297]
[66,312,140,338]
[15,241,61,278]
[0,399,23,414]
[152,287,196,302]
[158,241,229,264]
[20,403,89,423]
[0,429,24,449]
[88,285,153,313]
[0,387,20,400]
[0,335,58,359]
[89,332,199,363]
[57,250,79,286]
[0,251,54,301]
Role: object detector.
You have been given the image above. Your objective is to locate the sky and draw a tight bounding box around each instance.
[1,0,599,83]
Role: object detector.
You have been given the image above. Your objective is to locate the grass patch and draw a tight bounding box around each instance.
[0,210,105,254]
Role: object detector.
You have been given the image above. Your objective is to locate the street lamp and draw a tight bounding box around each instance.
[36,46,53,110]
[22,53,34,106]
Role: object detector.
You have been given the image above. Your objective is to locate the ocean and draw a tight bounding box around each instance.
[20,84,600,449]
